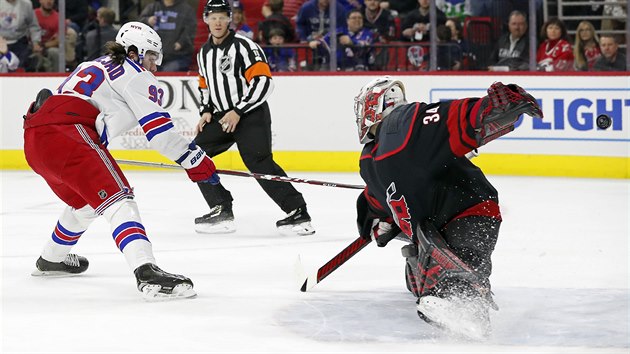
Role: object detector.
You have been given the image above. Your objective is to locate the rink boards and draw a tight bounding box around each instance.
[1,72,628,178]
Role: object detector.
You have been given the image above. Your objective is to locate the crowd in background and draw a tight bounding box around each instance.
[0,0,627,73]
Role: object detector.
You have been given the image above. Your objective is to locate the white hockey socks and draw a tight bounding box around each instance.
[102,199,156,271]
[41,205,97,263]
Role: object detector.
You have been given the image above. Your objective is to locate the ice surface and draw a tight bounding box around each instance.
[1,170,628,353]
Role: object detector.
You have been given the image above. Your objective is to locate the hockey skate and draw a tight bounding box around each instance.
[31,254,89,277]
[276,206,315,236]
[416,278,497,341]
[194,202,236,234]
[134,263,196,301]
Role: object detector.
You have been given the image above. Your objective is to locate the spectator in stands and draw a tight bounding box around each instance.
[264,28,297,72]
[363,0,396,42]
[435,24,461,70]
[34,0,79,72]
[573,20,601,71]
[0,34,19,72]
[258,0,296,43]
[262,0,306,22]
[84,7,117,61]
[401,0,446,42]
[231,1,254,40]
[488,10,528,71]
[601,1,625,44]
[296,0,346,42]
[65,0,89,34]
[445,18,473,69]
[139,0,196,72]
[308,9,375,71]
[593,34,626,71]
[0,0,42,71]
[363,0,395,70]
[536,17,573,72]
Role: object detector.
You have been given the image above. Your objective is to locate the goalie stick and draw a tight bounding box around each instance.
[116,159,365,190]
[296,236,372,292]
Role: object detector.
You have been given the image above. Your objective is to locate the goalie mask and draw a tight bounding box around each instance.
[115,22,163,65]
[354,76,407,144]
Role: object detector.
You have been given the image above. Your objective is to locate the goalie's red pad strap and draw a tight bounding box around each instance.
[450,200,502,222]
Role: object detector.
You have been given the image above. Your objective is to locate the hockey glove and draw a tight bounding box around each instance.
[370,218,402,247]
[178,143,220,184]
[476,82,543,146]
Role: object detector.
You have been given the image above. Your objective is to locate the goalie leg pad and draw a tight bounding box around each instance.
[415,222,484,297]
[411,223,497,340]
[442,215,501,283]
[476,82,543,146]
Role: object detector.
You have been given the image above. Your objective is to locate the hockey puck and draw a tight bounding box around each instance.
[596,114,612,129]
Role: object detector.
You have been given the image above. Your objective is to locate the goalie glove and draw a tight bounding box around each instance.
[476,82,543,146]
[177,143,220,184]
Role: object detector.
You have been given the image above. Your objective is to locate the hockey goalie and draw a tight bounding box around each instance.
[354,76,543,339]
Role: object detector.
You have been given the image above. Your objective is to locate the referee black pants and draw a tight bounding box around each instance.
[194,102,306,213]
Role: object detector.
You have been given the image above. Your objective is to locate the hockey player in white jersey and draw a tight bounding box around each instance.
[23,22,219,300]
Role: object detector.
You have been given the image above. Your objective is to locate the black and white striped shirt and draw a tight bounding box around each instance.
[197,30,274,117]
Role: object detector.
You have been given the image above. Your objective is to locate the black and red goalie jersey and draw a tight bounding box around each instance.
[358,98,500,242]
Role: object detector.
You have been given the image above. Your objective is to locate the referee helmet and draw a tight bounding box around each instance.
[204,0,232,20]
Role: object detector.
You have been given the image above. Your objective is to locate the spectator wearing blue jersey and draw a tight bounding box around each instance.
[231,1,254,40]
[309,9,375,71]
[296,0,346,42]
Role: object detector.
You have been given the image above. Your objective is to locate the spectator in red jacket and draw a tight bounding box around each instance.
[536,17,573,72]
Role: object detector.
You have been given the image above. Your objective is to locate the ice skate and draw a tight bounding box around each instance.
[276,206,315,236]
[416,279,496,341]
[134,263,196,301]
[194,202,236,234]
[31,254,89,277]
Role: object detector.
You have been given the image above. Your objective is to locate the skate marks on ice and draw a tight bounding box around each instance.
[275,287,629,348]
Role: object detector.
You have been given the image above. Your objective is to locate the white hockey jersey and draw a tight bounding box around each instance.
[55,55,190,162]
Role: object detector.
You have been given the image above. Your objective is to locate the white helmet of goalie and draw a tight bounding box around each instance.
[115,21,163,65]
[354,76,407,144]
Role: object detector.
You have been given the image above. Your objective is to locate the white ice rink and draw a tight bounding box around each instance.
[1,169,628,353]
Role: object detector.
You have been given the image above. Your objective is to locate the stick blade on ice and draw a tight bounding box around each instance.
[294,255,317,292]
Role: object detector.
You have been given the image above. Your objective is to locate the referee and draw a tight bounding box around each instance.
[193,0,315,236]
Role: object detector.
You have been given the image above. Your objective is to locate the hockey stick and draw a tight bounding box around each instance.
[296,236,372,292]
[116,159,365,190]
